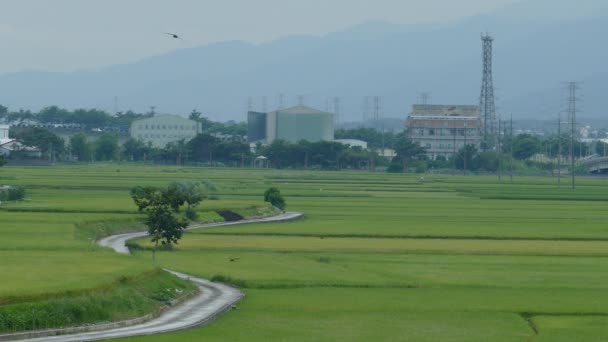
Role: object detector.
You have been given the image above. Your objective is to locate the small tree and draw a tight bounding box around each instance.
[264,187,286,211]
[0,155,6,167]
[145,205,188,263]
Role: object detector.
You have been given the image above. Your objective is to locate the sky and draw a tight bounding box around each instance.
[0,0,523,74]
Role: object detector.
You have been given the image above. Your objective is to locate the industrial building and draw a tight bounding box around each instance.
[406,105,481,160]
[248,106,334,144]
[130,115,201,148]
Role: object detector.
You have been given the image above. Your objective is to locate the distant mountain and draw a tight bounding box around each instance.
[0,0,606,122]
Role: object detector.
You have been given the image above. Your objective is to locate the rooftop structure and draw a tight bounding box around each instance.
[407,105,481,160]
[248,105,334,144]
[130,115,201,148]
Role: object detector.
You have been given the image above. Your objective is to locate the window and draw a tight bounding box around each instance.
[429,129,435,136]
[418,129,424,136]
[426,143,432,149]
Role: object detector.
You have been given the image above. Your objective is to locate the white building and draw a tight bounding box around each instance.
[130,115,201,148]
[0,125,10,145]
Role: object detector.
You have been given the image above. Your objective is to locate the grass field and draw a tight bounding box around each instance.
[1,165,608,340]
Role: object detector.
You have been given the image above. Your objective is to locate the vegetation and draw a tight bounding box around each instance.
[263,187,286,210]
[0,185,26,202]
[0,270,195,333]
[1,165,608,340]
[0,155,5,167]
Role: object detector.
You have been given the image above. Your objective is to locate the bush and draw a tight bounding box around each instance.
[0,186,26,202]
[264,187,286,210]
[184,207,198,221]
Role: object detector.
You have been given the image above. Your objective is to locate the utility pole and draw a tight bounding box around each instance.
[333,97,341,127]
[463,122,468,176]
[498,117,502,181]
[509,115,513,183]
[558,113,562,189]
[452,127,457,176]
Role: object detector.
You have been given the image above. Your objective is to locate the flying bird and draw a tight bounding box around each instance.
[164,32,181,39]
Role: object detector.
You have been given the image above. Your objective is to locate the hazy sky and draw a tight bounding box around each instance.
[0,0,523,74]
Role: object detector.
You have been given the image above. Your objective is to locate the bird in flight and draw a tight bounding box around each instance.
[164,32,181,39]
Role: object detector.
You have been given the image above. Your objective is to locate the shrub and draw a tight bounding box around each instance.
[184,207,198,221]
[0,186,26,202]
[264,187,286,210]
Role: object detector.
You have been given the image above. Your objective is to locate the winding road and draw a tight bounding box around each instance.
[6,212,303,342]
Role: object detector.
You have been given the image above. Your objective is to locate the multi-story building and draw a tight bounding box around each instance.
[130,115,201,148]
[248,105,334,144]
[406,105,481,160]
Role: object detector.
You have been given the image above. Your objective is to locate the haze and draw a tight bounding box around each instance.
[1,0,522,74]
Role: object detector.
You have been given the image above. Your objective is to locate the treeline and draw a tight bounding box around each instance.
[256,139,386,170]
[0,105,152,129]
[0,105,247,137]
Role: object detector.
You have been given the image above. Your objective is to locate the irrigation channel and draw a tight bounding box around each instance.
[3,212,303,342]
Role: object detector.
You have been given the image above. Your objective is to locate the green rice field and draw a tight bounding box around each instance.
[1,165,608,341]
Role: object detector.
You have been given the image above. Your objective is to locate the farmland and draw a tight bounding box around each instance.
[1,165,608,340]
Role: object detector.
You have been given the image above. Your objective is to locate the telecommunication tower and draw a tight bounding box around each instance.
[480,34,496,151]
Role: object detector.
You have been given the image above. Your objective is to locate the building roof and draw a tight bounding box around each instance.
[273,105,333,116]
[0,139,40,152]
[132,114,195,124]
[411,105,480,117]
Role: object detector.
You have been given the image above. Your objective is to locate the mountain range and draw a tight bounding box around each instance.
[0,0,606,122]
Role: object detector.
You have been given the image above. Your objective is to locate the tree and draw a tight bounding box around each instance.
[122,138,151,161]
[130,185,191,263]
[0,155,6,167]
[392,134,426,173]
[454,144,478,171]
[189,109,202,122]
[70,133,92,162]
[512,134,540,160]
[10,126,65,159]
[145,205,188,263]
[94,133,119,161]
[264,187,286,210]
[474,151,500,172]
[0,105,8,121]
